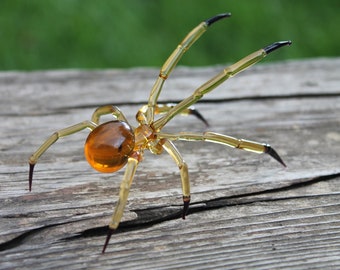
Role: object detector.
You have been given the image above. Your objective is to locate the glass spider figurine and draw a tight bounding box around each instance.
[28,13,291,253]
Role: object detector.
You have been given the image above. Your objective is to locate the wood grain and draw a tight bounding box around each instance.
[1,58,340,269]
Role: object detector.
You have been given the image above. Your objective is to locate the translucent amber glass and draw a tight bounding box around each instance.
[84,121,135,173]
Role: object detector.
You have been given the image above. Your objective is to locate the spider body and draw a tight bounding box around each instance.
[84,120,135,173]
[28,13,291,253]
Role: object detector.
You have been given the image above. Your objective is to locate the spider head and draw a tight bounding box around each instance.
[84,120,135,173]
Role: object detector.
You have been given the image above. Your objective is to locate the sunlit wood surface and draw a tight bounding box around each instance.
[1,58,340,269]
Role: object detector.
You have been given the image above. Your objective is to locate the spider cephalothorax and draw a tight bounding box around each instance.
[28,13,291,253]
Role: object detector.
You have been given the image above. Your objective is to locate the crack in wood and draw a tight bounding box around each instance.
[1,172,339,252]
[59,92,340,110]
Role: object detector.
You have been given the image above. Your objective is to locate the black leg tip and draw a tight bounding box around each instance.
[264,40,292,54]
[265,145,287,167]
[205,13,231,26]
[102,228,115,254]
[182,196,190,219]
[188,108,210,127]
[28,163,35,191]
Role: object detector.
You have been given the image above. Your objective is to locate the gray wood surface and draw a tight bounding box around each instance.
[1,58,340,269]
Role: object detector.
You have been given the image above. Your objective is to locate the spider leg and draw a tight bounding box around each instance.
[91,105,129,124]
[29,105,131,191]
[158,132,286,167]
[145,13,231,124]
[153,41,292,131]
[138,104,209,127]
[161,140,190,219]
[102,157,139,253]
[156,104,209,127]
[28,120,97,191]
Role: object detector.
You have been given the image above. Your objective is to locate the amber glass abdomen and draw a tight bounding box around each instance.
[84,121,135,173]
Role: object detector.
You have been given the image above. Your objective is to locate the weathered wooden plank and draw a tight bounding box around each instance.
[0,58,340,269]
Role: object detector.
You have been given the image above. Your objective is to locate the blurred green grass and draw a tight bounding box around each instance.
[0,0,339,70]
